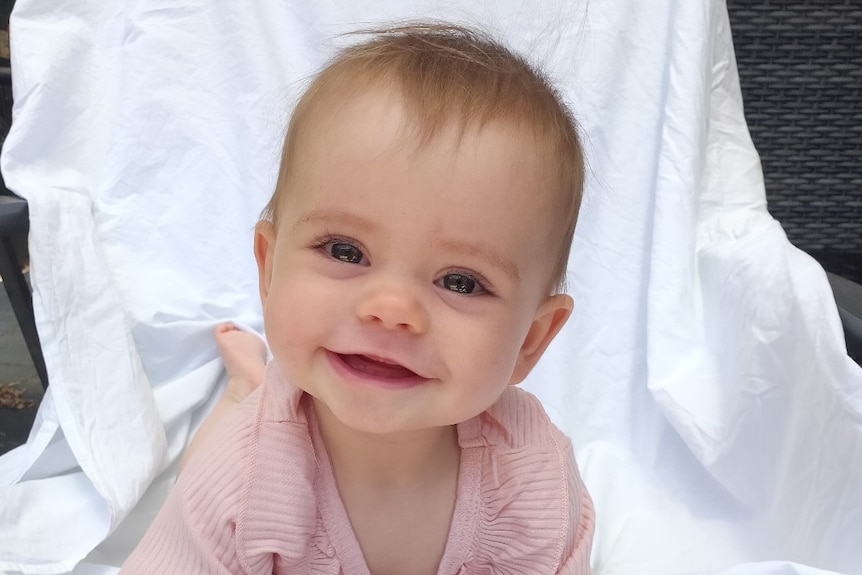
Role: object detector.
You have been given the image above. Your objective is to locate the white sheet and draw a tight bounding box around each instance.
[1,1,860,574]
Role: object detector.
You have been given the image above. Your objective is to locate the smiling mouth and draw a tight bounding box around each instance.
[338,354,420,379]
[325,350,428,389]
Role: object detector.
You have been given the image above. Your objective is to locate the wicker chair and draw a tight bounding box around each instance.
[728,0,862,361]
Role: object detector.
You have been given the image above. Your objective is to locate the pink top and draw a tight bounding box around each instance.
[122,364,594,574]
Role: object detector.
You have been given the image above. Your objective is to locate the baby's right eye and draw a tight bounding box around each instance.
[330,242,365,264]
[314,237,368,265]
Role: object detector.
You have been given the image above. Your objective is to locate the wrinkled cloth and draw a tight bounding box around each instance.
[0,1,860,574]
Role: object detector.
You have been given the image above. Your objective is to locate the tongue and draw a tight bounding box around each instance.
[341,354,418,379]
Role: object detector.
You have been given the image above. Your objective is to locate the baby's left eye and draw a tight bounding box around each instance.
[437,273,486,295]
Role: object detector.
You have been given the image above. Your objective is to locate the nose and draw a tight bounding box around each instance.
[355,277,429,335]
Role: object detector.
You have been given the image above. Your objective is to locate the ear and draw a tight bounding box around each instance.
[254,220,277,306]
[509,294,573,385]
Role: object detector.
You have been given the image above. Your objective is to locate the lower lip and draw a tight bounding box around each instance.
[325,350,429,390]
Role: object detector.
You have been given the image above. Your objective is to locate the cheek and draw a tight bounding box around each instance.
[447,333,524,419]
[444,309,529,383]
[262,277,331,365]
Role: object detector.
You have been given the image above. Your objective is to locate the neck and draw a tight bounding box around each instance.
[311,397,459,490]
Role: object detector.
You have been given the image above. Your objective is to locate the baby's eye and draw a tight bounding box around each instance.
[329,242,365,265]
[437,273,487,295]
[312,236,368,265]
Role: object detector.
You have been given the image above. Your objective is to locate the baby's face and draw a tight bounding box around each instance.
[255,87,571,435]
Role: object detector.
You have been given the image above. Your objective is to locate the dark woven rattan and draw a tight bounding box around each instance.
[727,0,862,280]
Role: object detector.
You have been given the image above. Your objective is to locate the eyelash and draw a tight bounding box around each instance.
[310,235,494,296]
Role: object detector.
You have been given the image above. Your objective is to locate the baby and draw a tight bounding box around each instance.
[122,23,594,575]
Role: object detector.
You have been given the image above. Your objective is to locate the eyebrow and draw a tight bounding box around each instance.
[294,208,377,233]
[295,207,520,280]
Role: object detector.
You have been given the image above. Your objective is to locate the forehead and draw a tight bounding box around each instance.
[293,88,553,211]
[291,85,553,195]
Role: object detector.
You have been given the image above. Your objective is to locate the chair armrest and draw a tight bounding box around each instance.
[827,272,862,365]
[0,194,29,235]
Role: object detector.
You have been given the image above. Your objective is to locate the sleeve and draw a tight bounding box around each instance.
[120,394,271,575]
[468,388,595,574]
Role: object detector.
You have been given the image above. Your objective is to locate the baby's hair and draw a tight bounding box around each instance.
[263,22,584,292]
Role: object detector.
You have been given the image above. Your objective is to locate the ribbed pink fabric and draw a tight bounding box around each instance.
[121,363,594,574]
